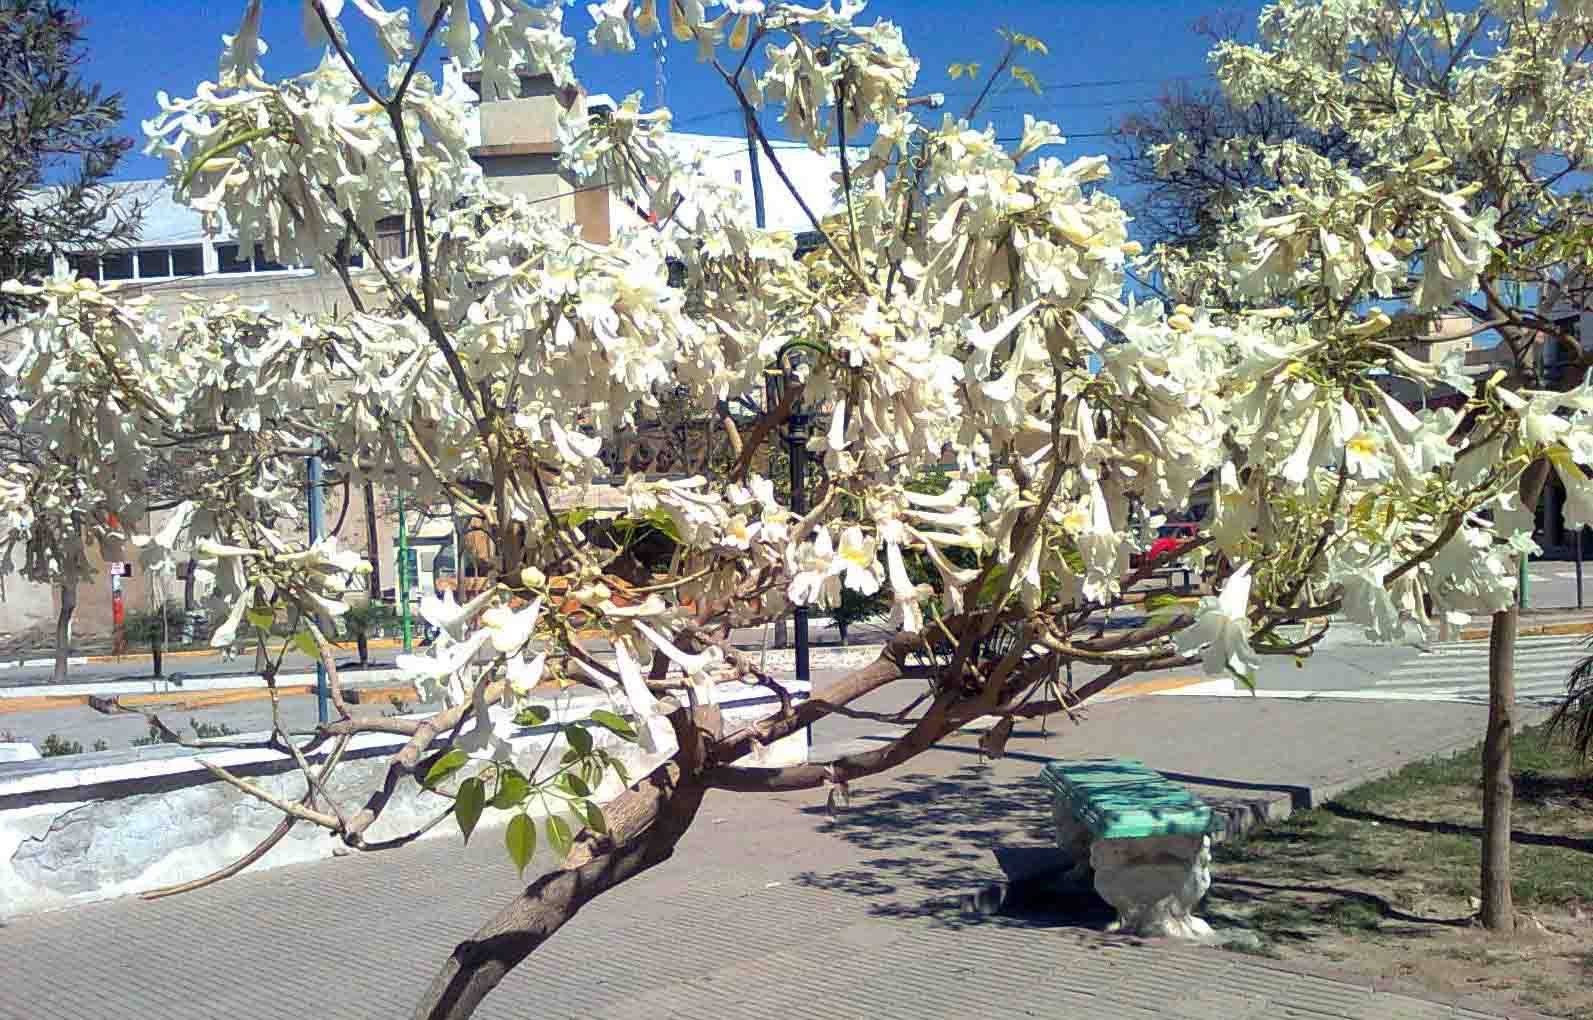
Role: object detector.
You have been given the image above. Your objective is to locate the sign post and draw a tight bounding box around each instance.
[397,493,413,653]
[307,454,329,724]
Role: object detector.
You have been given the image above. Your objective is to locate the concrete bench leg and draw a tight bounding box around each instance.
[1052,802,1094,888]
[1089,833,1213,940]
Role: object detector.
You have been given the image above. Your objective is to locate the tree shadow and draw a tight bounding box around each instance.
[1323,803,1593,854]
[1208,876,1474,931]
[790,763,1128,931]
[1515,769,1593,809]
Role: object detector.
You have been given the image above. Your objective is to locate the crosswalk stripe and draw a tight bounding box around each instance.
[1299,633,1586,704]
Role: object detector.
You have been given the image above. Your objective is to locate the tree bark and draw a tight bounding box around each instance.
[1482,602,1515,930]
[1480,459,1549,931]
[151,640,164,679]
[365,480,382,601]
[414,708,713,1020]
[52,583,77,685]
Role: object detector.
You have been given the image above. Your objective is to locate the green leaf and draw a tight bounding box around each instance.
[564,723,593,756]
[546,813,573,856]
[1143,592,1183,612]
[1011,65,1042,96]
[560,507,595,529]
[505,814,535,875]
[513,704,551,727]
[588,709,637,743]
[947,62,964,80]
[641,508,683,544]
[423,748,469,788]
[607,753,632,788]
[246,606,275,629]
[456,777,486,843]
[493,768,531,810]
[582,801,608,835]
[560,772,592,798]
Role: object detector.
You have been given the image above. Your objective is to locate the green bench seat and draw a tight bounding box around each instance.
[1039,758,1216,839]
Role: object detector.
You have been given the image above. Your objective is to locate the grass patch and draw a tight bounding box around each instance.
[1207,723,1593,1018]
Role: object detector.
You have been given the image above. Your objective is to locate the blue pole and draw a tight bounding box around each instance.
[307,453,329,724]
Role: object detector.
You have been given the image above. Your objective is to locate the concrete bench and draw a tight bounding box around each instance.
[1039,758,1217,939]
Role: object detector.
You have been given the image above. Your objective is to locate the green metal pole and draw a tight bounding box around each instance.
[1519,552,1529,610]
[398,493,412,653]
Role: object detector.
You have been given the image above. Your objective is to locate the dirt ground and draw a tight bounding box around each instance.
[1204,728,1593,1018]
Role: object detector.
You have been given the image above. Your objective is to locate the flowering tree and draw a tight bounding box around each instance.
[1150,0,1593,931]
[2,0,1591,1014]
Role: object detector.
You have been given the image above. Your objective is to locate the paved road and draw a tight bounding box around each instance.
[1298,634,1588,706]
[1250,627,1589,706]
[0,697,1544,1020]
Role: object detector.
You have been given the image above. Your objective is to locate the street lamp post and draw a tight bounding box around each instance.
[306,452,330,724]
[397,493,413,653]
[771,343,811,688]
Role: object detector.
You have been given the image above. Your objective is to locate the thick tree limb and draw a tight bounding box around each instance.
[414,709,712,1020]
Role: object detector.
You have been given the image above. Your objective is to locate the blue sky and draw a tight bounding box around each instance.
[77,0,1253,182]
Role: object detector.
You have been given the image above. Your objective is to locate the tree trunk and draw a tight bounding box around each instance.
[365,480,381,601]
[151,641,164,679]
[357,633,369,668]
[773,615,788,649]
[415,710,713,1020]
[1480,459,1549,931]
[52,583,77,685]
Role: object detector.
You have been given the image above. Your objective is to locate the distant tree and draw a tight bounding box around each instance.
[1111,13,1369,301]
[0,0,144,682]
[0,0,144,317]
[1114,83,1368,258]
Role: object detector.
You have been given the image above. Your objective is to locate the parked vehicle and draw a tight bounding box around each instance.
[1147,522,1198,561]
[1131,521,1199,567]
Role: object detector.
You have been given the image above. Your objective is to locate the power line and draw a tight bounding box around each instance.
[939,73,1216,98]
[671,72,1216,127]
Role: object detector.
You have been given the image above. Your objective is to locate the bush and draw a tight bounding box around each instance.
[121,602,187,647]
[40,734,82,757]
[131,717,238,746]
[342,599,397,639]
[191,718,238,740]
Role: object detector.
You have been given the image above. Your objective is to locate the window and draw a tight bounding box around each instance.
[13,251,50,279]
[73,246,208,281]
[251,244,286,272]
[100,251,135,281]
[137,249,170,279]
[216,244,252,274]
[374,216,407,261]
[169,246,203,276]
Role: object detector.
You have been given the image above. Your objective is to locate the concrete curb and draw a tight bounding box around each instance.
[1201,703,1546,842]
[1458,618,1593,640]
[0,668,406,703]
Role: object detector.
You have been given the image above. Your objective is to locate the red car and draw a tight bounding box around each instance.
[1145,522,1198,563]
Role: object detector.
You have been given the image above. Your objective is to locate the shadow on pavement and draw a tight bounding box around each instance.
[788,761,1124,933]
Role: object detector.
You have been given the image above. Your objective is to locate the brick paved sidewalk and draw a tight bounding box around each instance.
[0,699,1550,1020]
